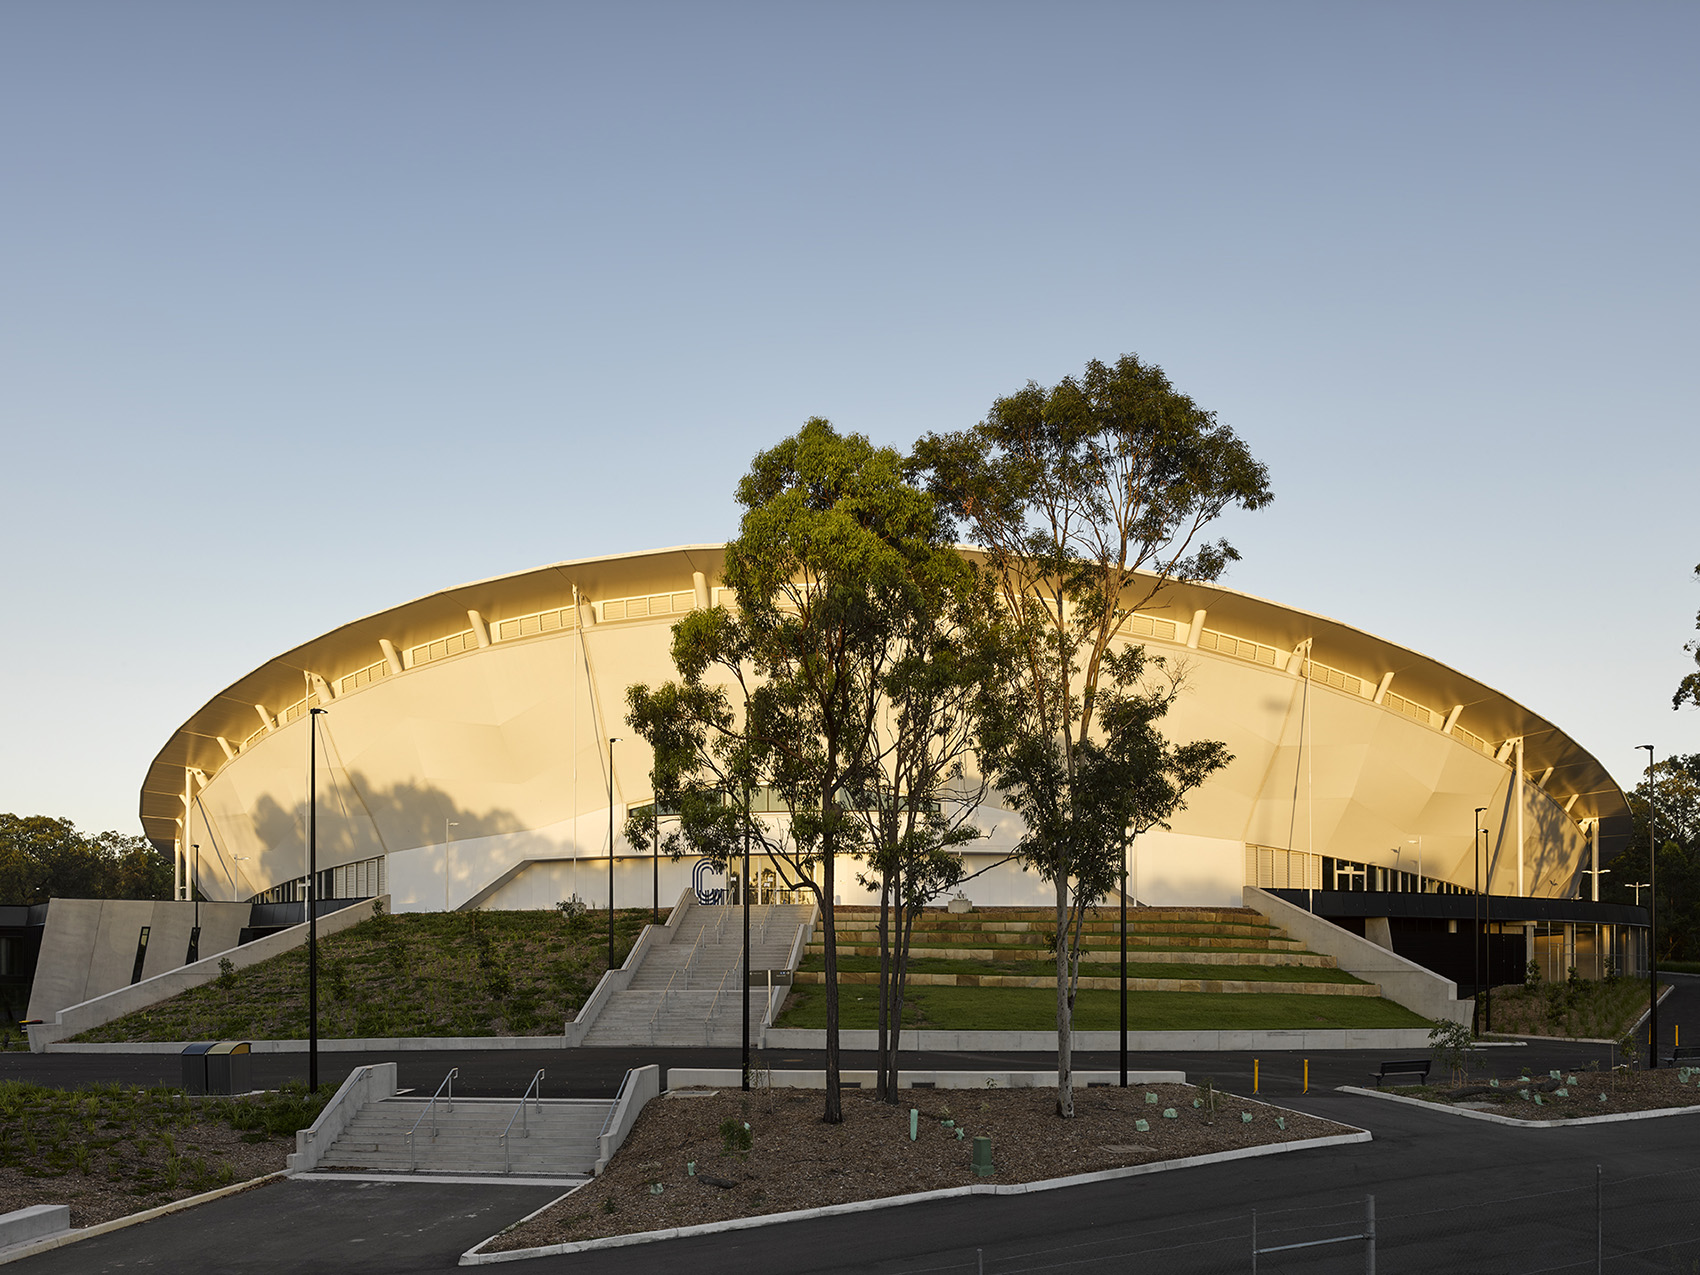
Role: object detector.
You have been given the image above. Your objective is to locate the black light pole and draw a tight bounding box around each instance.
[608,738,619,973]
[1641,744,1658,1067]
[653,795,660,924]
[1474,807,1486,1028]
[188,843,201,964]
[1120,826,1129,1088]
[308,707,327,1094]
[742,782,751,1092]
[1483,824,1492,1033]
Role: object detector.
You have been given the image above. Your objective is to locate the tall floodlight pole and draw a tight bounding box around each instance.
[1120,826,1129,1088]
[742,782,751,1092]
[1640,744,1658,1067]
[308,706,327,1094]
[1474,807,1486,1026]
[608,738,619,973]
[653,795,661,924]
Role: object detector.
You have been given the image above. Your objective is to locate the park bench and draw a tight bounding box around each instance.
[1662,1044,1700,1067]
[1372,1059,1431,1087]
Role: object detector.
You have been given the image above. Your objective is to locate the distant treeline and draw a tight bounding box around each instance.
[0,814,175,904]
[1608,754,1700,961]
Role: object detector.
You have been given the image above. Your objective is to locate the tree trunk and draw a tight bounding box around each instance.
[887,899,916,1096]
[822,842,843,1124]
[1055,872,1074,1118]
[875,870,893,1102]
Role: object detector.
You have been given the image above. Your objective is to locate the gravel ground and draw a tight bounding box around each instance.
[489,1082,1356,1252]
[1392,1068,1700,1121]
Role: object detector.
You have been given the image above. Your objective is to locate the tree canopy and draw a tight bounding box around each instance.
[626,418,989,1122]
[1606,754,1700,962]
[1675,564,1700,713]
[0,814,173,904]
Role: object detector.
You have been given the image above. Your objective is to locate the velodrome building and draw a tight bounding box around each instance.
[139,545,1645,996]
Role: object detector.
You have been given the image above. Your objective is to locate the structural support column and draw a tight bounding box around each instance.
[1514,738,1525,897]
[1590,819,1601,903]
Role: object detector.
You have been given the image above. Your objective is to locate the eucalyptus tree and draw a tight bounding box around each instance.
[624,418,970,1124]
[843,544,1015,1103]
[911,353,1272,1117]
[1676,563,1700,712]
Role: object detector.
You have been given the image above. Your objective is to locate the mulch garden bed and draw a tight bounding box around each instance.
[487,1082,1357,1252]
[1388,1067,1700,1121]
[0,1083,319,1228]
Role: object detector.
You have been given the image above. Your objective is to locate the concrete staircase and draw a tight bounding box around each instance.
[314,1096,613,1176]
[581,898,815,1046]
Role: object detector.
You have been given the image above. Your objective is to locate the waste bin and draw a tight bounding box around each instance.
[180,1042,216,1094]
[205,1041,253,1095]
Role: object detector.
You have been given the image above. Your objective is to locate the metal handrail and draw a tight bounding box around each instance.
[682,931,704,988]
[404,1066,458,1171]
[648,969,677,1044]
[598,1069,633,1140]
[704,941,744,1043]
[498,1068,545,1175]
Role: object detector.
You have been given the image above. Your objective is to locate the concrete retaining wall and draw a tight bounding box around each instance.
[1245,887,1471,1027]
[667,1068,1185,1089]
[594,1064,660,1175]
[28,896,386,1051]
[287,1062,397,1172]
[761,1027,1439,1051]
[0,1204,70,1250]
[26,899,252,1023]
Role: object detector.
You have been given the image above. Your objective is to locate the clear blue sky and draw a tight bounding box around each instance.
[2,1,1695,836]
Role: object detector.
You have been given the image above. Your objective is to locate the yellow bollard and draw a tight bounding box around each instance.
[1253,1058,1259,1094]
[1304,1058,1309,1093]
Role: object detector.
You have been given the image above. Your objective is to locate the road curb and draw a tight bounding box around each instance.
[1336,1084,1700,1128]
[458,1128,1373,1265]
[0,1170,290,1267]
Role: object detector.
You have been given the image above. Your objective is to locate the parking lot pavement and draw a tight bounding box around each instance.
[9,1177,567,1275]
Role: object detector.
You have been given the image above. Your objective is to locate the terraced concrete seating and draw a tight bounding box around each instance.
[801,905,1378,998]
[315,1096,613,1176]
[580,898,816,1047]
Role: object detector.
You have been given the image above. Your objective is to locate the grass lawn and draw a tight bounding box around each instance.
[807,954,1365,984]
[1482,976,1660,1041]
[776,983,1431,1031]
[73,908,656,1042]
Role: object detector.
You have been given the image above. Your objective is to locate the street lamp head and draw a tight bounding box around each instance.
[311,707,327,716]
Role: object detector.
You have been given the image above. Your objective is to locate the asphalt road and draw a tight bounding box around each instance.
[0,1037,1641,1100]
